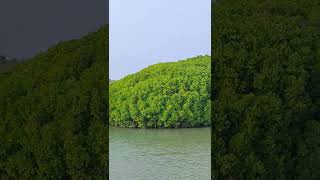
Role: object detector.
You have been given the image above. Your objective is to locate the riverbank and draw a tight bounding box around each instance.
[109,123,211,129]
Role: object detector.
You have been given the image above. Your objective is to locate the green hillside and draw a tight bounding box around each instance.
[0,59,19,73]
[110,55,211,128]
[0,26,108,179]
[212,0,320,179]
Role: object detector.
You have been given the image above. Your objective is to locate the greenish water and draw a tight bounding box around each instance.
[110,127,211,180]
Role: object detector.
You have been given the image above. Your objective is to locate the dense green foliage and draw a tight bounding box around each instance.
[0,26,108,179]
[110,56,211,128]
[212,0,320,179]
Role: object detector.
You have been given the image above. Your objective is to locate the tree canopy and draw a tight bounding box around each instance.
[212,0,320,179]
[0,26,108,179]
[110,55,211,128]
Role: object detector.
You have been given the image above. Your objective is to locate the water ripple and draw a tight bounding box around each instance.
[110,127,211,180]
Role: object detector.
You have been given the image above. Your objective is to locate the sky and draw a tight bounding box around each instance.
[0,0,108,59]
[110,0,211,80]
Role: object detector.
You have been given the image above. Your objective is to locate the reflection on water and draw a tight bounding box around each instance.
[110,127,211,180]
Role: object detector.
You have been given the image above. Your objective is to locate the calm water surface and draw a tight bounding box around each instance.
[110,127,211,180]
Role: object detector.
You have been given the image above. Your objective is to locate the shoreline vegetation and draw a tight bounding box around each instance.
[109,55,211,129]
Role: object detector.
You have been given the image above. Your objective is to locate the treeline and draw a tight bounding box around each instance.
[212,0,320,179]
[0,26,108,179]
[109,56,211,128]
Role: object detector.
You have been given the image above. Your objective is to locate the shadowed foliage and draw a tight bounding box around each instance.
[0,26,108,179]
[212,0,320,179]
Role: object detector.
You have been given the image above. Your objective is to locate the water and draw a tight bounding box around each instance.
[110,126,211,180]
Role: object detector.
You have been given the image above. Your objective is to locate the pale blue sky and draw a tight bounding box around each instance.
[110,0,211,80]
